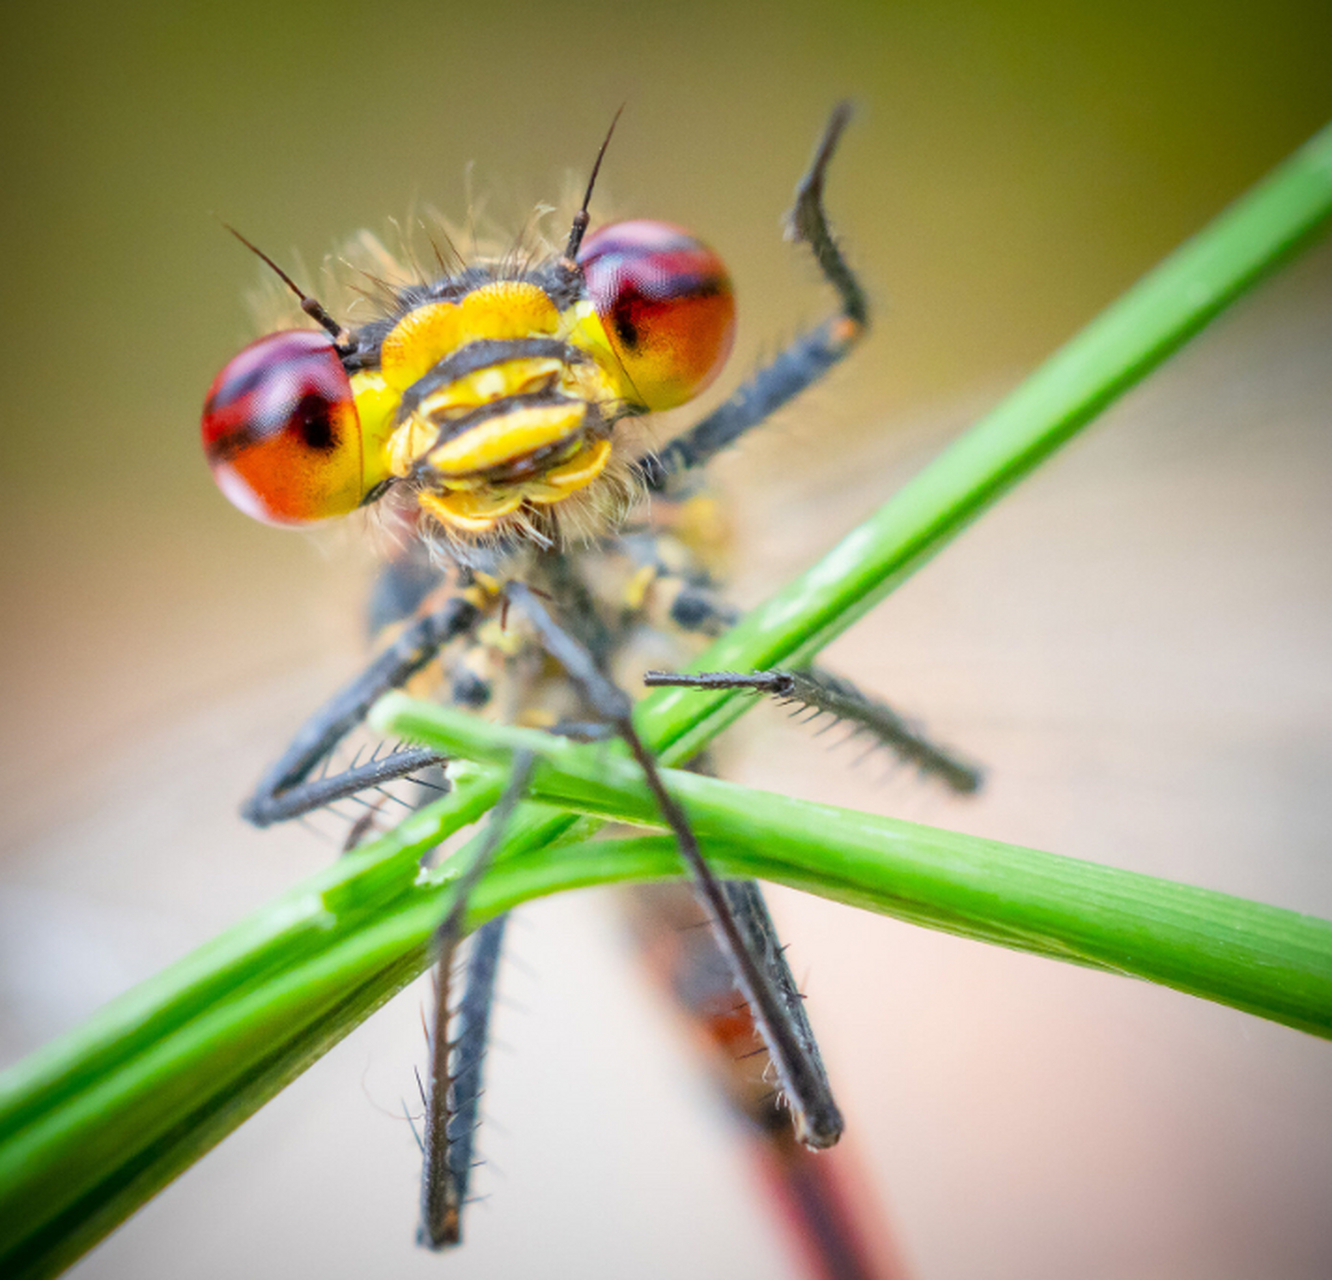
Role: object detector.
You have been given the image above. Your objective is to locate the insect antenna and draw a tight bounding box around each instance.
[559,103,625,269]
[222,223,350,347]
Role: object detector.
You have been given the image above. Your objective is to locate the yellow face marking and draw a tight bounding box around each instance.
[365,282,639,538]
[525,437,613,505]
[385,357,576,479]
[426,402,587,478]
[559,357,622,410]
[380,282,561,392]
[385,415,437,478]
[415,357,562,420]
[463,281,560,339]
[562,300,638,403]
[418,487,524,533]
[347,370,400,492]
[380,302,463,391]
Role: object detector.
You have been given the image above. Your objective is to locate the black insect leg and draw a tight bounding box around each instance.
[626,877,908,1280]
[419,750,535,1250]
[628,565,983,794]
[243,595,480,827]
[507,580,843,1150]
[637,102,866,492]
[645,667,983,795]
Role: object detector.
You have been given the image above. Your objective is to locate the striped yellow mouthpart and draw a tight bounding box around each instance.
[525,437,613,503]
[426,402,587,478]
[364,277,632,537]
[417,436,614,534]
[417,358,564,419]
[417,487,526,533]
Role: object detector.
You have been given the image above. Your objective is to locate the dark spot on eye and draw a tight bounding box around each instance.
[295,394,336,450]
[613,304,640,351]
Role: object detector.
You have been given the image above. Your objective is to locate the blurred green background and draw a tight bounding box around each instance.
[2,2,1331,1278]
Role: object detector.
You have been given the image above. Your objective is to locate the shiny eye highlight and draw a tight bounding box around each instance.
[578,220,735,411]
[201,330,372,526]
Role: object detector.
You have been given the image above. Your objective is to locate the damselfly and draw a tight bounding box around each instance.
[201,105,975,1273]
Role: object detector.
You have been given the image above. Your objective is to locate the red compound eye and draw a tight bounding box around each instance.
[201,330,365,526]
[579,220,735,411]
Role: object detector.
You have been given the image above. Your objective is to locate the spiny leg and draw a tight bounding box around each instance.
[637,102,866,492]
[507,580,843,1150]
[626,566,982,794]
[419,750,535,1250]
[645,667,983,795]
[627,879,912,1280]
[243,594,480,827]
